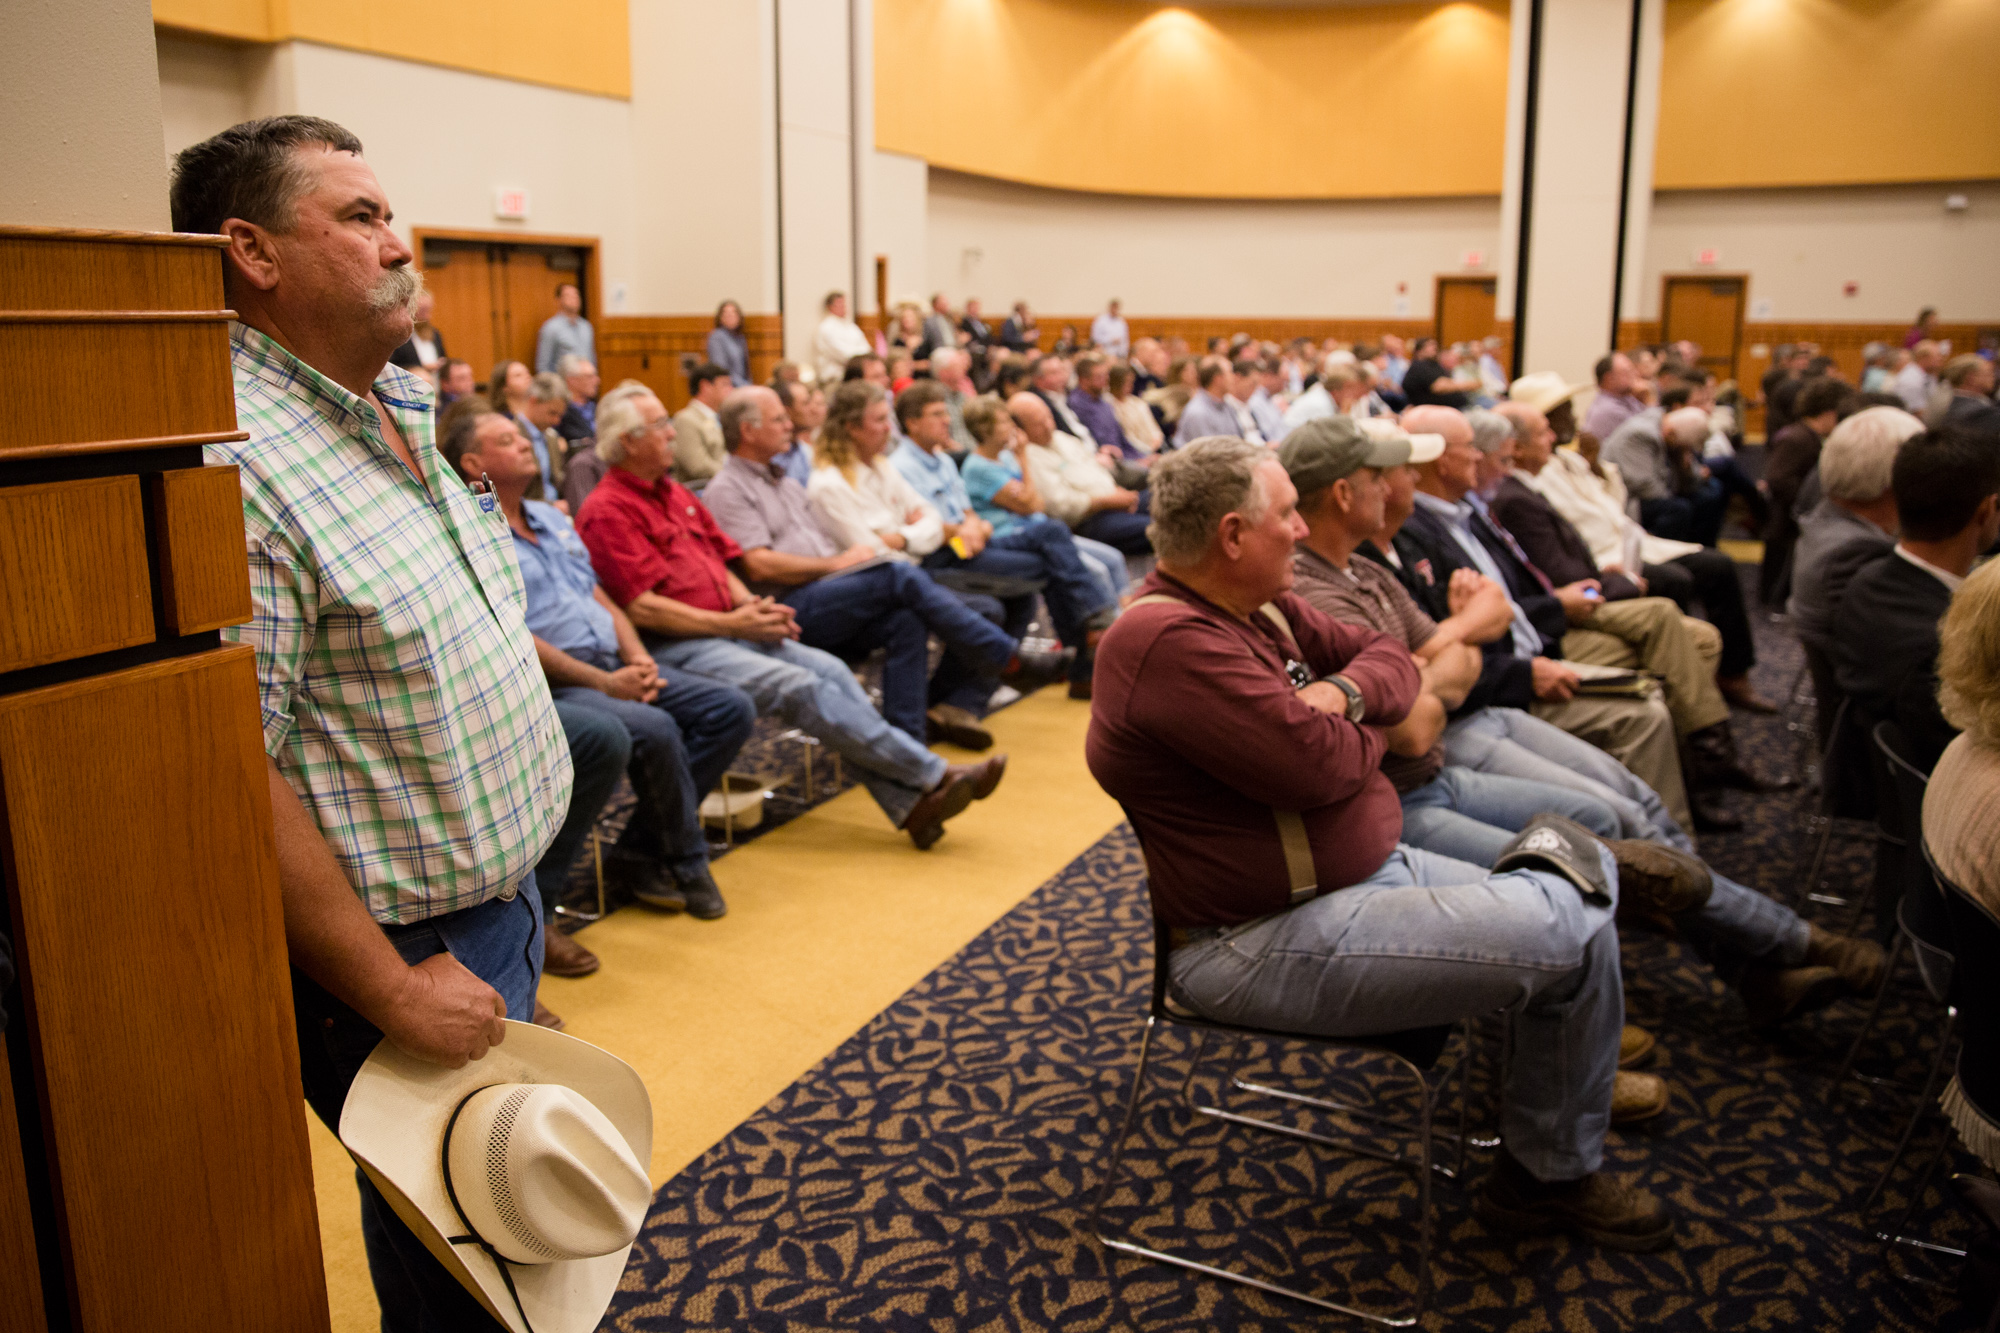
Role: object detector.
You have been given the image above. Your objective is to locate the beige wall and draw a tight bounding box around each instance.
[4,0,168,230]
[777,0,859,362]
[926,169,1503,320]
[1643,183,2000,324]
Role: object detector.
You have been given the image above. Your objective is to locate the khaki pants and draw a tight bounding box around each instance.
[1531,684,1693,834]
[1562,597,1728,738]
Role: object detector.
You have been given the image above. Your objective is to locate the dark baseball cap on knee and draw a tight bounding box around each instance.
[1278,416,1413,494]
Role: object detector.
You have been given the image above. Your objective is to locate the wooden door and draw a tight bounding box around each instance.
[415,230,598,387]
[1436,276,1498,347]
[1660,274,1747,383]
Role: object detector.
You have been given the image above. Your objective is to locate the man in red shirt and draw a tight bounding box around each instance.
[576,383,1002,849]
[1087,437,1706,1252]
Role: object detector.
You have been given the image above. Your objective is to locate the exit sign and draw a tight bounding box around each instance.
[494,188,530,221]
[1462,250,1486,269]
[1693,247,1719,266]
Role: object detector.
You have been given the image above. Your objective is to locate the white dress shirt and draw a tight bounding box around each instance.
[1516,448,1701,572]
[805,456,944,560]
[1895,543,1964,592]
[814,314,873,386]
[1090,312,1130,358]
[1025,431,1119,527]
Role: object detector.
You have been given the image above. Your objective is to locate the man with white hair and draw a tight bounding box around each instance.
[1601,390,1728,547]
[1089,436,1729,1252]
[1894,339,1945,416]
[928,346,979,452]
[1789,405,1921,657]
[1277,357,1374,439]
[554,353,600,443]
[576,382,1006,850]
[1008,391,1152,554]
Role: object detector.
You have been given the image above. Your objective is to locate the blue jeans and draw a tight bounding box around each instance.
[552,671,756,881]
[647,634,948,827]
[1638,474,1726,547]
[1398,766,1623,866]
[292,888,541,1333]
[1073,535,1131,603]
[1169,845,1622,1181]
[923,520,1114,650]
[536,700,631,914]
[781,562,1016,740]
[1444,707,1809,964]
[1074,507,1152,555]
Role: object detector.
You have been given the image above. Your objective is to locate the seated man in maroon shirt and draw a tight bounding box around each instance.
[1087,436,1718,1252]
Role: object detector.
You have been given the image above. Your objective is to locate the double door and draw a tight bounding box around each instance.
[415,231,598,387]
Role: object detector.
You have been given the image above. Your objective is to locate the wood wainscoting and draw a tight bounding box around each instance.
[599,313,784,413]
[0,225,328,1333]
[1028,315,1435,358]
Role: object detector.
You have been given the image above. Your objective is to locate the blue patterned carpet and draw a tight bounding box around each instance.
[604,589,1986,1332]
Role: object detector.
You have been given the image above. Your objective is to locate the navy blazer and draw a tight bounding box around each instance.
[1832,551,1957,770]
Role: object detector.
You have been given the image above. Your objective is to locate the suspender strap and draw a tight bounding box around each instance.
[1129,592,1320,906]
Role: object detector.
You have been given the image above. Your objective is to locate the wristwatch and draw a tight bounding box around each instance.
[1329,674,1366,723]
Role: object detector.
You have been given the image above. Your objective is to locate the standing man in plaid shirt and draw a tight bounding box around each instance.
[173,117,573,1330]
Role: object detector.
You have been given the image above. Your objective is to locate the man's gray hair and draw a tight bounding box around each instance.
[594,380,661,465]
[556,353,594,378]
[1821,404,1922,502]
[169,114,363,236]
[1148,436,1271,566]
[527,371,568,404]
[1463,409,1512,455]
[718,387,764,451]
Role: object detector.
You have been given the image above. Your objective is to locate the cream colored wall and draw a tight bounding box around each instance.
[154,19,780,317]
[925,169,1502,319]
[871,150,929,307]
[4,0,168,230]
[1644,183,2000,323]
[777,0,858,362]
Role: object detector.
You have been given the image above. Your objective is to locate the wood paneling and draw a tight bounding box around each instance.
[0,477,155,674]
[149,466,253,635]
[600,313,784,412]
[1031,315,1435,357]
[414,229,601,383]
[1659,274,1747,385]
[0,1037,47,1333]
[0,228,243,459]
[0,647,328,1333]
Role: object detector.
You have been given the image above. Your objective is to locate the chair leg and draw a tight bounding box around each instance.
[1086,1016,1159,1239]
[1831,931,1908,1102]
[1863,1006,1959,1214]
[1878,1124,1969,1286]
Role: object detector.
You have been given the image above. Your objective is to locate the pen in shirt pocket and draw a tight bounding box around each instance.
[470,471,497,512]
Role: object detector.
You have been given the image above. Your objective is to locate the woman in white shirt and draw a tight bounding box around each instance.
[806,380,944,560]
[1106,362,1163,454]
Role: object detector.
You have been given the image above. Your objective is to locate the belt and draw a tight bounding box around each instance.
[1167,925,1222,952]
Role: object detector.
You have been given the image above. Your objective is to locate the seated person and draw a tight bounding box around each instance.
[1400,338,1480,409]
[1835,426,2000,771]
[533,699,629,1007]
[1788,405,1918,658]
[961,396,1132,606]
[1006,391,1152,555]
[1106,362,1164,455]
[1173,356,1248,447]
[1090,436,1696,1250]
[1925,559,2000,1171]
[1601,393,1727,547]
[1500,394,1765,717]
[700,381,1020,751]
[1479,406,1783,799]
[554,354,599,444]
[575,384,1005,849]
[1279,358,1372,440]
[1065,352,1137,457]
[443,406,757,925]
[1941,353,2000,438]
[1282,419,1879,1030]
[772,377,822,486]
[1385,406,1700,833]
[890,382,1119,697]
[1759,376,1852,605]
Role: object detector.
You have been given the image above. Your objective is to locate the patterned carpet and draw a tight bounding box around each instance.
[602,582,1990,1331]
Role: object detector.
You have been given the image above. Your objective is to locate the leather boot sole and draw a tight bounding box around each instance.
[1611,1071,1669,1125]
[904,775,975,850]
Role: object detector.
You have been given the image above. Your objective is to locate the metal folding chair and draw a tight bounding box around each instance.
[1089,904,1484,1326]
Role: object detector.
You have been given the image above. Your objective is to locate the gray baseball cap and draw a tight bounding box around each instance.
[1278,415,1412,495]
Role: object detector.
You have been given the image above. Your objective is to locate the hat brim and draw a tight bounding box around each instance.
[1405,433,1447,464]
[341,1022,654,1333]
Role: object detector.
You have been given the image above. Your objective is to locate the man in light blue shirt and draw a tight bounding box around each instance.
[1242,358,1286,442]
[444,407,755,921]
[1173,357,1246,447]
[1090,299,1130,359]
[535,282,596,372]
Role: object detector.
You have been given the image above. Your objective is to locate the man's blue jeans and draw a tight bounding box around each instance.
[922,520,1115,650]
[1444,707,1809,965]
[1399,766,1623,866]
[647,634,947,828]
[536,700,631,914]
[1075,507,1152,555]
[1073,535,1131,603]
[552,671,757,882]
[292,888,541,1332]
[1168,845,1622,1181]
[781,562,1016,740]
[1638,474,1726,547]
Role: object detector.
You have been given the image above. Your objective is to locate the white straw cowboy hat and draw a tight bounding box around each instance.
[341,1021,654,1333]
[1508,370,1587,415]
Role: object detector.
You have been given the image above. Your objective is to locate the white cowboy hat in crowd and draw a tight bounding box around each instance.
[1508,370,1587,415]
[341,1021,653,1333]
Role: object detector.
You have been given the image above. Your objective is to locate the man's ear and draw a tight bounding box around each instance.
[221,218,281,294]
[1215,510,1246,559]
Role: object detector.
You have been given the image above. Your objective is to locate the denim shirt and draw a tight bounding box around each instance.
[891,437,971,522]
[512,500,620,670]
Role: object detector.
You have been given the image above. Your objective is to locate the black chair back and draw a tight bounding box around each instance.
[1803,639,1875,820]
[1874,720,1936,957]
[1929,843,2000,1127]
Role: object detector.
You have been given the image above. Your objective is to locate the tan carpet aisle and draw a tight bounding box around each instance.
[306,687,1121,1333]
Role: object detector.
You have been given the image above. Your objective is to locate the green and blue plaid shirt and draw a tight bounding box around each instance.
[213,323,573,924]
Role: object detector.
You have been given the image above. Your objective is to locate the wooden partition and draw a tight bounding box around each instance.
[599,312,783,411]
[0,226,330,1333]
